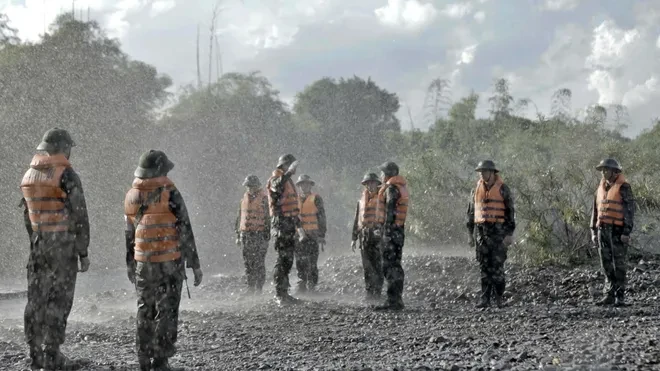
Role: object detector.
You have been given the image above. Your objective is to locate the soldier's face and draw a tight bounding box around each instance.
[602,168,615,181]
[247,186,259,193]
[365,181,379,193]
[299,183,312,194]
[479,170,494,182]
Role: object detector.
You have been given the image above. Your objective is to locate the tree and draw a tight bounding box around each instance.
[448,91,479,122]
[0,14,171,273]
[585,104,607,127]
[293,76,401,173]
[550,88,572,121]
[423,78,451,126]
[0,13,18,45]
[488,78,513,121]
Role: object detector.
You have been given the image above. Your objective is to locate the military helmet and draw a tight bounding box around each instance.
[475,160,499,173]
[378,161,399,177]
[361,172,382,185]
[595,158,622,171]
[296,174,315,186]
[134,149,174,178]
[242,174,261,187]
[36,127,76,152]
[277,154,296,168]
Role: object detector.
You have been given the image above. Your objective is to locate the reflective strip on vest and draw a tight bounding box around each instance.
[267,170,300,218]
[124,177,181,263]
[240,191,268,232]
[299,194,319,231]
[20,154,71,233]
[359,189,385,229]
[596,175,626,227]
[474,177,505,224]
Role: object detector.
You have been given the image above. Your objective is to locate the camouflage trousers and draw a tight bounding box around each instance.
[295,237,319,290]
[360,236,383,297]
[598,226,627,299]
[475,227,507,301]
[135,261,183,359]
[273,233,296,297]
[382,230,405,304]
[24,240,78,349]
[241,233,268,290]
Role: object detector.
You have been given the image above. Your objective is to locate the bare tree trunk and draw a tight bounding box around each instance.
[215,35,222,80]
[196,24,202,88]
[208,3,220,89]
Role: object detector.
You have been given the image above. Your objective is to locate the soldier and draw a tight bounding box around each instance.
[466,160,515,309]
[234,175,270,294]
[266,154,302,304]
[20,127,90,370]
[294,174,327,293]
[351,172,385,301]
[591,158,634,307]
[124,149,204,371]
[374,161,409,311]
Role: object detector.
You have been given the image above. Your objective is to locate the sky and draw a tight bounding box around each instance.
[2,0,660,136]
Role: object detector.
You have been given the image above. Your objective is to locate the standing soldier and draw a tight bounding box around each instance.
[374,161,409,311]
[591,158,634,307]
[351,172,385,301]
[20,128,90,370]
[124,149,204,371]
[294,174,327,293]
[266,154,302,304]
[235,175,270,294]
[466,160,515,309]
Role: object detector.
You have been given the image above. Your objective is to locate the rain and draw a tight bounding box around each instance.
[1,1,660,370]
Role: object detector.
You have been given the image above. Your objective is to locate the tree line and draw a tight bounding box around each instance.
[0,15,658,275]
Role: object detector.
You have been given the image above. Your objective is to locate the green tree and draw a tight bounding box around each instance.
[488,78,513,121]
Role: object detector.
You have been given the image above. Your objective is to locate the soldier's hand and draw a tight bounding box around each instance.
[127,265,136,284]
[78,256,90,273]
[351,240,357,252]
[193,268,203,286]
[591,232,598,247]
[620,235,630,244]
[503,235,514,247]
[235,237,241,246]
[468,235,475,247]
[317,237,326,245]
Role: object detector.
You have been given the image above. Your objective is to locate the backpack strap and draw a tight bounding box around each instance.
[132,186,166,230]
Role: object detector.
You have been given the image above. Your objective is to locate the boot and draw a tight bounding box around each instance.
[44,346,85,370]
[28,344,44,370]
[152,357,184,371]
[139,356,151,371]
[373,298,404,311]
[614,289,626,307]
[475,297,490,309]
[596,295,615,306]
[275,292,301,305]
[297,281,307,293]
[494,295,506,309]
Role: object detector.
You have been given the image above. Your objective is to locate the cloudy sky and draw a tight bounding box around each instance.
[2,0,660,136]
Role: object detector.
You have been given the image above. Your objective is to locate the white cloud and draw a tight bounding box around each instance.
[150,0,176,17]
[623,75,659,107]
[441,2,473,19]
[457,44,478,65]
[473,11,485,23]
[585,20,639,69]
[656,34,660,49]
[375,0,438,31]
[543,0,580,12]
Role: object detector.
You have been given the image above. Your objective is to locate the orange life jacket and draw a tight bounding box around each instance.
[379,176,409,227]
[267,169,299,218]
[124,176,180,263]
[299,193,319,232]
[596,175,626,227]
[20,154,72,233]
[240,190,268,232]
[358,189,385,229]
[474,176,505,224]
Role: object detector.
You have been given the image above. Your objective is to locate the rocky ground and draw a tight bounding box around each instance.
[1,250,659,370]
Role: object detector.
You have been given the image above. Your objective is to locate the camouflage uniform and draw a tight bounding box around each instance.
[235,192,271,292]
[20,128,90,370]
[352,202,384,299]
[466,161,515,308]
[590,159,635,306]
[295,192,326,292]
[267,155,301,301]
[125,150,202,371]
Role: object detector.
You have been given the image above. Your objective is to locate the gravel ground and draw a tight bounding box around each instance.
[1,251,659,370]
